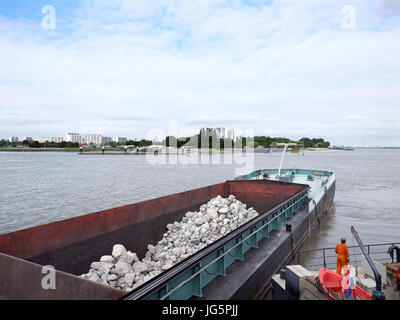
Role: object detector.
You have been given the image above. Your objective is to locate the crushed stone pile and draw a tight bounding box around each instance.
[80,194,259,291]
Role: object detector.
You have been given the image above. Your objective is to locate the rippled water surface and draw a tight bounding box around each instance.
[0,149,399,251]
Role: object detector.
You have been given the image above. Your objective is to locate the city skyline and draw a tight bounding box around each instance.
[1,131,392,148]
[0,1,399,147]
[2,127,238,146]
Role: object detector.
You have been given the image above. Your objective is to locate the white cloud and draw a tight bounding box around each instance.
[344,115,365,121]
[0,0,399,146]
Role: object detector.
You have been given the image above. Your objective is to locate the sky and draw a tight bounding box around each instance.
[0,0,399,146]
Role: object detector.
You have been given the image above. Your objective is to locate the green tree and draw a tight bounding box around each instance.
[30,141,41,148]
[299,137,312,148]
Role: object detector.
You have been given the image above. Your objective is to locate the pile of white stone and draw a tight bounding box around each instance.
[80,194,259,291]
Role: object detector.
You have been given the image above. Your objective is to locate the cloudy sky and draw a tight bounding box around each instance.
[0,0,399,146]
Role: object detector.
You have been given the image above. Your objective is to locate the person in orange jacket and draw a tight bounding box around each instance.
[335,238,350,275]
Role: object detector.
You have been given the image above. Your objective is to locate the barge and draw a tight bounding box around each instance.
[0,168,335,300]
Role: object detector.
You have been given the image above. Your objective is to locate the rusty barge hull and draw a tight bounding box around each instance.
[0,179,326,300]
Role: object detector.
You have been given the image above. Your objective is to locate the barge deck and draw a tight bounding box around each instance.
[0,169,335,300]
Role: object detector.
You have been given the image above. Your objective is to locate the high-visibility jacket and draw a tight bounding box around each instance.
[335,243,349,259]
[335,243,350,275]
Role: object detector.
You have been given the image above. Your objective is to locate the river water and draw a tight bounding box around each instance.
[0,149,399,253]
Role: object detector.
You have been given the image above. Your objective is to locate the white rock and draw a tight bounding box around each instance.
[88,272,100,282]
[100,255,115,264]
[162,262,173,270]
[147,245,155,254]
[132,261,148,274]
[98,262,114,274]
[117,277,127,286]
[90,262,101,270]
[112,244,127,259]
[115,261,133,275]
[143,274,152,282]
[207,208,218,219]
[107,274,118,282]
[185,211,195,218]
[195,217,205,226]
[133,279,144,289]
[120,251,138,265]
[125,272,135,287]
[218,207,229,214]
[171,247,181,257]
[159,252,169,259]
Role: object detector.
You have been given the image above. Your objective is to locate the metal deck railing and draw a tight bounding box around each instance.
[122,187,310,300]
[296,242,400,270]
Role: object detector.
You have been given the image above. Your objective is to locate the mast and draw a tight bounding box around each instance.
[277,143,288,177]
[350,226,385,300]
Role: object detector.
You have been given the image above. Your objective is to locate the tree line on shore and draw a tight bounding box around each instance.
[0,135,329,149]
[161,132,330,149]
[0,139,153,148]
[0,139,81,148]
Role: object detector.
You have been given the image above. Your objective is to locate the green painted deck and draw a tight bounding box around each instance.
[269,174,325,198]
[236,169,334,201]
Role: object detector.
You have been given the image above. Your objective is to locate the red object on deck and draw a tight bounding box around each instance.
[318,267,371,300]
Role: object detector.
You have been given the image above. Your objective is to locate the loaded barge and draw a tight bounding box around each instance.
[0,168,335,300]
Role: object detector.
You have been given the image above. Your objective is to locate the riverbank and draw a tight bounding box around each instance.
[0,147,351,153]
[0,147,127,152]
[0,147,80,152]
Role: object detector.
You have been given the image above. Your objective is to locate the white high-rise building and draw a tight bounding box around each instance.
[85,134,103,146]
[115,137,128,144]
[102,137,113,144]
[225,129,234,140]
[200,128,234,140]
[51,136,65,143]
[65,133,81,144]
[9,136,18,142]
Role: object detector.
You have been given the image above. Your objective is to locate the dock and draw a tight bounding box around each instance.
[271,260,400,300]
